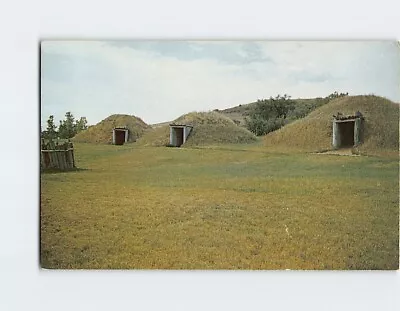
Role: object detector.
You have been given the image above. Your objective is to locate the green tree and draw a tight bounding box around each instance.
[327,91,348,100]
[58,120,66,139]
[57,112,88,138]
[245,94,295,136]
[75,117,88,133]
[58,112,76,139]
[44,115,57,139]
[65,112,75,138]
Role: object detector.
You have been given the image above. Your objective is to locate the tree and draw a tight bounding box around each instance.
[75,117,88,133]
[56,112,89,139]
[327,91,348,100]
[44,115,57,140]
[64,112,76,138]
[251,95,295,120]
[245,94,295,136]
[58,112,76,139]
[58,120,66,139]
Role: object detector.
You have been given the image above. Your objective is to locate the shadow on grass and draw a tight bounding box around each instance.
[40,167,91,174]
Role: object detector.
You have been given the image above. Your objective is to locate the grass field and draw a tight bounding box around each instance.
[40,142,399,269]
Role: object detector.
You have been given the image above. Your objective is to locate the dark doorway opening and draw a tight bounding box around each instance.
[115,130,126,145]
[175,127,184,147]
[169,124,193,147]
[338,121,355,147]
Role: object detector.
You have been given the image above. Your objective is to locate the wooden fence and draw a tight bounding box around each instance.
[41,140,76,170]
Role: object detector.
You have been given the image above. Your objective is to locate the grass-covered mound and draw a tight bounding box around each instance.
[264,95,399,156]
[72,114,150,144]
[137,111,257,147]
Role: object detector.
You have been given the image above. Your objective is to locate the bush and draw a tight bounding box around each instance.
[245,94,295,136]
[245,116,285,136]
[246,92,349,136]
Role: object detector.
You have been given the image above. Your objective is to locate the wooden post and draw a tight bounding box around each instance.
[66,150,71,168]
[62,151,67,170]
[49,152,54,168]
[61,151,66,170]
[70,150,74,168]
[56,151,62,170]
[69,149,74,168]
[54,152,58,168]
[71,149,75,168]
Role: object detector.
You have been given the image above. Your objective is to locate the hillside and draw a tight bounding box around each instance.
[72,114,150,144]
[138,111,257,147]
[263,95,399,155]
[218,98,330,127]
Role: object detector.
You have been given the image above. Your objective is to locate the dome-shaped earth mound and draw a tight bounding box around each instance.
[264,95,399,156]
[72,114,150,144]
[137,111,257,147]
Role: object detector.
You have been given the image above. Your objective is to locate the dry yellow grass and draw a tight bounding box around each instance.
[137,111,257,147]
[72,114,150,144]
[264,95,399,156]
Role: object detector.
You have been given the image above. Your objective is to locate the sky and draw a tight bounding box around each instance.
[41,40,400,127]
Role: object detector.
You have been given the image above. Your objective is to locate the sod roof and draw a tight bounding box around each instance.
[263,95,399,156]
[137,111,257,147]
[72,114,150,144]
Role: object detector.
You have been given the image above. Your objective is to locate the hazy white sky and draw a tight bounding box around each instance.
[41,41,399,127]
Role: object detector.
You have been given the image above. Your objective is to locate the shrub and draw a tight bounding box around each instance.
[245,95,295,136]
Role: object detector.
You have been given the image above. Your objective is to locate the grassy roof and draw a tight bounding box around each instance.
[72,114,150,144]
[137,111,257,147]
[263,95,399,156]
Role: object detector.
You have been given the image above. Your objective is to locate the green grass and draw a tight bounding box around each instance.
[40,142,399,269]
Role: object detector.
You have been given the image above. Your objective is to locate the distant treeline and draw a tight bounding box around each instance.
[41,112,88,140]
[245,91,348,136]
